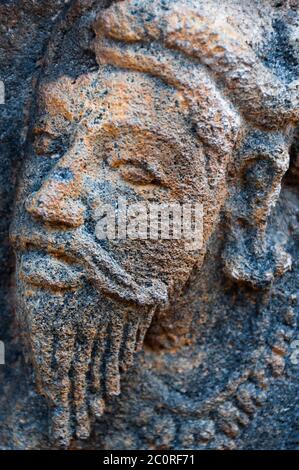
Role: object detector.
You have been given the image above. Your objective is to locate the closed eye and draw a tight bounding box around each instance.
[32,130,65,157]
[119,163,160,185]
[111,158,168,187]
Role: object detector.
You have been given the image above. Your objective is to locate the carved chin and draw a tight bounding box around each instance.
[15,274,158,447]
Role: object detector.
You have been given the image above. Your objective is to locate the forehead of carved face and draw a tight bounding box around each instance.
[14,67,234,299]
[32,69,207,197]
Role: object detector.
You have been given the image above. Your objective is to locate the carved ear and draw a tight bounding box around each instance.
[223,131,292,288]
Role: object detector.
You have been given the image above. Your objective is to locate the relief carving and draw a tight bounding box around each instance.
[5,0,298,449]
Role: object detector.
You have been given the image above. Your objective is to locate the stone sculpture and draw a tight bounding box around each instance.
[0,0,298,449]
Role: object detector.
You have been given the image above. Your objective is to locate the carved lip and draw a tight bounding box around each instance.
[10,227,168,306]
[19,250,84,290]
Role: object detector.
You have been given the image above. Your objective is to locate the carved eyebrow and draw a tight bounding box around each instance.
[33,110,75,138]
[95,121,187,151]
[32,126,60,139]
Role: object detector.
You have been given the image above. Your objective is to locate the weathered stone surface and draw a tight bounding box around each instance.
[0,0,298,449]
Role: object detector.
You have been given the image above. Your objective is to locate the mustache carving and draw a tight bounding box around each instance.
[11,225,167,446]
[11,225,168,306]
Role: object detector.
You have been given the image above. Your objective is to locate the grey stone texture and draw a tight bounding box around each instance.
[0,0,298,449]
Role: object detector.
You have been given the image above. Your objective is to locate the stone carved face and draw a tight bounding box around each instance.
[19,68,234,297]
[11,66,237,444]
[9,0,298,447]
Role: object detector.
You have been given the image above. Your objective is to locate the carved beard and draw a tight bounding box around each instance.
[15,249,159,447]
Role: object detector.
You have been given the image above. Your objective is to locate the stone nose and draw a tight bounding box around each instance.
[25,166,85,227]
